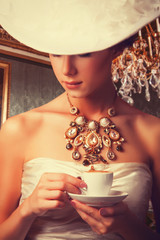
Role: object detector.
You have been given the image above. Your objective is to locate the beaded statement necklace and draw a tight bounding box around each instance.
[65,94,125,166]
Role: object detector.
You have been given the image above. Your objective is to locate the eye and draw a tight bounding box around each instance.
[78,53,92,58]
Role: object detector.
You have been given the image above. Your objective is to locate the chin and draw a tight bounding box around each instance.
[67,93,83,99]
[66,90,90,99]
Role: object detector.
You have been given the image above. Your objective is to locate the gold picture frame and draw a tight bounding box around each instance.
[0,61,11,126]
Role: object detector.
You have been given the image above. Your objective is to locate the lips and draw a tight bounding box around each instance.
[63,81,82,89]
[64,81,82,85]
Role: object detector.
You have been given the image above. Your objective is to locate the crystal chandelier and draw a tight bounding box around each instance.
[112,17,160,105]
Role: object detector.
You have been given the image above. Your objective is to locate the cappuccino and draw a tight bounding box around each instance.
[81,167,113,196]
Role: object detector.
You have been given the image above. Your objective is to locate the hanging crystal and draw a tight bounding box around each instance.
[112,18,160,104]
[149,69,159,88]
[145,80,151,102]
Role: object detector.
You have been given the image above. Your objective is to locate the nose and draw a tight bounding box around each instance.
[62,55,77,76]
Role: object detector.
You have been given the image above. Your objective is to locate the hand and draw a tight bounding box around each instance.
[70,200,129,235]
[24,173,87,217]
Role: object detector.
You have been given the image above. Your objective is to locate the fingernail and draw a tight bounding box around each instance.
[99,208,106,216]
[80,182,87,189]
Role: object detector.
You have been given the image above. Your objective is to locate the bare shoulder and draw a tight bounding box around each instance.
[0,92,67,145]
[131,107,160,157]
[135,111,160,148]
[0,111,42,141]
[119,99,160,138]
[118,99,160,158]
[0,108,45,160]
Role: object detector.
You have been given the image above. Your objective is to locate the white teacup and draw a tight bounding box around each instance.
[81,170,113,196]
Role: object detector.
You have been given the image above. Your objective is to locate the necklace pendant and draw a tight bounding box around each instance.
[99,117,111,128]
[109,129,120,141]
[84,131,102,149]
[87,120,99,131]
[75,116,86,126]
[74,134,83,147]
[108,107,116,117]
[70,121,76,127]
[66,142,73,150]
[66,94,126,166]
[78,126,85,132]
[65,126,78,139]
[72,150,81,160]
[116,144,123,151]
[107,149,116,160]
[102,135,111,148]
[82,159,90,166]
[70,106,79,115]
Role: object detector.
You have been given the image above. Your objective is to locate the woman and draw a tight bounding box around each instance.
[0,0,160,239]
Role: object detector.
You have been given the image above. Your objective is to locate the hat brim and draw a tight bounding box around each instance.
[0,0,160,54]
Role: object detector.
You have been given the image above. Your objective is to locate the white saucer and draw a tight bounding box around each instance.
[68,190,128,207]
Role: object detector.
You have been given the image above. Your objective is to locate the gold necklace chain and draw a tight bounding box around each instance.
[65,94,125,166]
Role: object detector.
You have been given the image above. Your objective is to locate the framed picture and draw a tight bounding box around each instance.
[0,61,11,126]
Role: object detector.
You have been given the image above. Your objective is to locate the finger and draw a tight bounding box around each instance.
[71,200,102,221]
[99,202,128,217]
[39,199,66,211]
[51,181,82,194]
[30,198,66,216]
[39,189,69,201]
[40,181,82,194]
[41,173,87,189]
[71,201,107,235]
[45,199,66,209]
[76,208,106,235]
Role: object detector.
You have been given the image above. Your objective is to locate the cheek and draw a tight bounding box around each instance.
[84,61,109,81]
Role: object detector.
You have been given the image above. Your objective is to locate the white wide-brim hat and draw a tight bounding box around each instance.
[0,0,160,55]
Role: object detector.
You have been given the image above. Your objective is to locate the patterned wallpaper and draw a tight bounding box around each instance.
[0,54,64,117]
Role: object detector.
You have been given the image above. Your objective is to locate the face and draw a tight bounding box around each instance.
[49,48,115,98]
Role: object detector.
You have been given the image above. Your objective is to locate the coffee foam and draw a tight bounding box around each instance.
[86,166,111,173]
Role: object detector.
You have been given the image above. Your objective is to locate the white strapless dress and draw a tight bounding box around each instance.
[19,158,152,240]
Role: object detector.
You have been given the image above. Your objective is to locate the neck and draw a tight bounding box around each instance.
[67,85,117,120]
